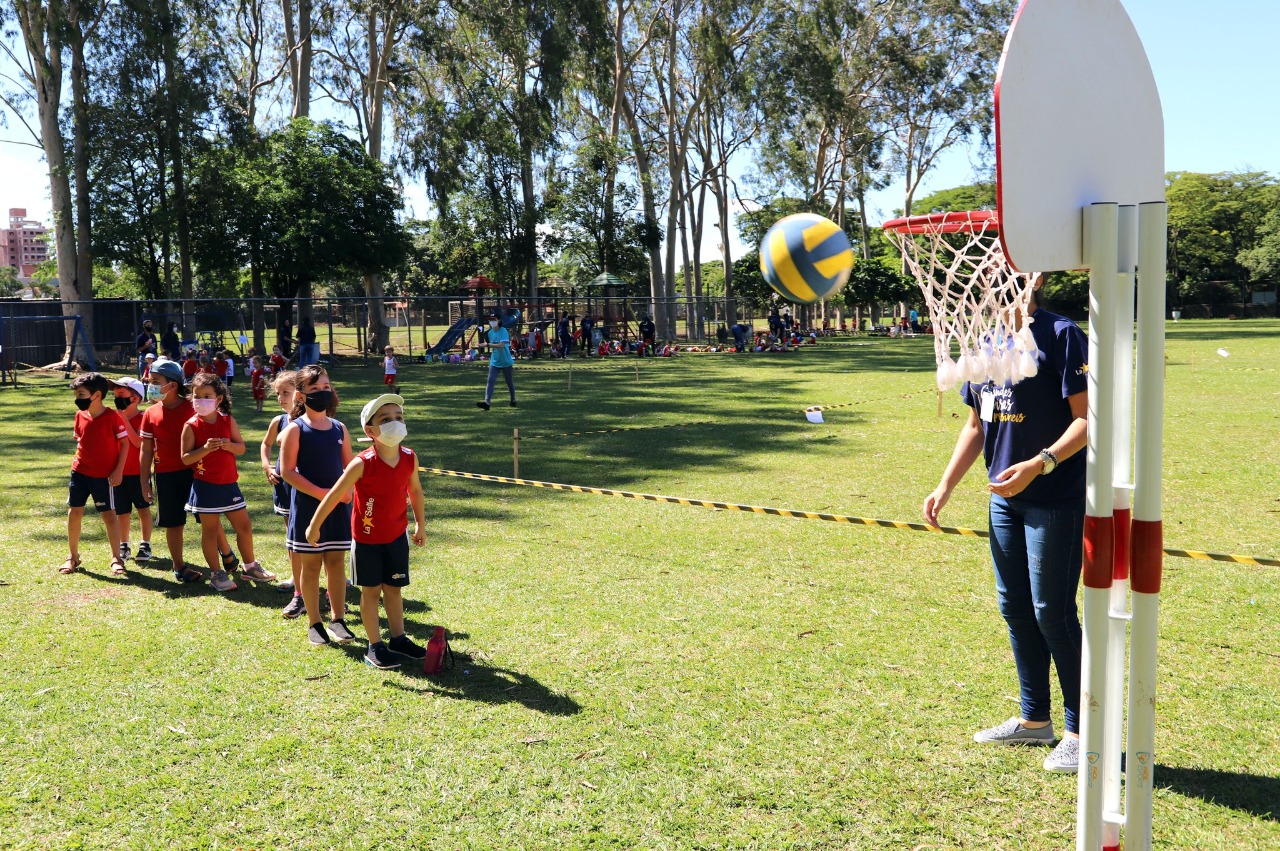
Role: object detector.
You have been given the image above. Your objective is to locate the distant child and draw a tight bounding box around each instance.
[214,350,229,384]
[261,370,306,618]
[142,352,156,382]
[63,373,128,576]
[307,393,426,669]
[269,346,287,374]
[109,378,153,563]
[279,365,356,645]
[182,350,199,379]
[249,356,268,412]
[179,373,275,591]
[383,345,399,393]
[198,353,213,375]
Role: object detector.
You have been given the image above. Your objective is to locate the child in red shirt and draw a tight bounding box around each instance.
[269,346,287,374]
[64,373,129,576]
[180,373,275,591]
[306,393,426,669]
[214,351,230,383]
[249,355,268,411]
[109,377,154,564]
[182,351,199,378]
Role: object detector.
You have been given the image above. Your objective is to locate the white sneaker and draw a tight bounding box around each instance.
[1044,736,1080,772]
[974,717,1055,745]
[210,569,238,592]
[240,561,276,582]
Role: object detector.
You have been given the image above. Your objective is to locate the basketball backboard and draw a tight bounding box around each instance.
[995,0,1164,273]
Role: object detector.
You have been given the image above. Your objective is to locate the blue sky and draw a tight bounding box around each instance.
[1,0,1276,257]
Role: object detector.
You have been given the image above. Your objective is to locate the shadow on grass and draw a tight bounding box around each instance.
[331,642,582,716]
[1156,764,1279,821]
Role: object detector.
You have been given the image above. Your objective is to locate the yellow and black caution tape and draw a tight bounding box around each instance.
[1162,548,1280,567]
[420,466,985,538]
[520,420,722,441]
[802,387,936,414]
[419,466,1280,567]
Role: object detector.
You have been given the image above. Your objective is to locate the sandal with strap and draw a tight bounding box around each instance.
[109,558,128,578]
[176,565,205,583]
[220,550,240,572]
[58,555,82,575]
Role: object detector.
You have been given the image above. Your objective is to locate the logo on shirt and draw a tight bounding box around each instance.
[361,497,375,535]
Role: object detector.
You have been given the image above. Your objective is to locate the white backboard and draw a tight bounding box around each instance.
[995,0,1165,272]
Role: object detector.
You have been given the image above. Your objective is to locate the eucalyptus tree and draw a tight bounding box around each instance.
[4,0,109,357]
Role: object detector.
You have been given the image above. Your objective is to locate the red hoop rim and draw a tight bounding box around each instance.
[881,209,999,235]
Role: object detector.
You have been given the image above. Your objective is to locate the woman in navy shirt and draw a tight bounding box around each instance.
[922,278,1088,773]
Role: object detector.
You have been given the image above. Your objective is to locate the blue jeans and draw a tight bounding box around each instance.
[298,342,320,366]
[485,365,515,403]
[988,494,1084,734]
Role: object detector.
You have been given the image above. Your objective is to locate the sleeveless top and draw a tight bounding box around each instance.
[291,416,346,491]
[352,446,416,544]
[186,413,237,484]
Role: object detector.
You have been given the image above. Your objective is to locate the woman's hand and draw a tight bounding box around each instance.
[989,458,1042,499]
[922,485,952,527]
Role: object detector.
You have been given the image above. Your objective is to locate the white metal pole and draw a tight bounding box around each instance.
[1125,200,1167,851]
[1078,202,1118,851]
[1101,205,1138,851]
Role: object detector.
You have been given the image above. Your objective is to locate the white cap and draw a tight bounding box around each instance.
[360,393,404,429]
[109,377,146,399]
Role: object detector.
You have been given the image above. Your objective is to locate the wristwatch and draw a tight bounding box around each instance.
[1038,449,1059,474]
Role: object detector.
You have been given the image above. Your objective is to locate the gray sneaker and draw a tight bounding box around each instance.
[974,717,1055,745]
[239,561,276,582]
[1044,736,1080,772]
[210,569,238,592]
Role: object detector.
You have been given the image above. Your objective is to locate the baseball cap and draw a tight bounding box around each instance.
[109,377,146,399]
[149,358,185,384]
[144,352,156,360]
[360,393,404,429]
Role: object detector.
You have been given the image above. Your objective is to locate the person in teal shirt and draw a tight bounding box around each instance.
[477,313,517,410]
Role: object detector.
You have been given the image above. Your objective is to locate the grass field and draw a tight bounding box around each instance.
[1,319,1277,850]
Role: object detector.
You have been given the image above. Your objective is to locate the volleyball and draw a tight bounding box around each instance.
[759,213,854,304]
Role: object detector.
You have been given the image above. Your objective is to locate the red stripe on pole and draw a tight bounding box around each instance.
[1112,507,1131,581]
[1131,519,1164,594]
[1083,514,1114,590]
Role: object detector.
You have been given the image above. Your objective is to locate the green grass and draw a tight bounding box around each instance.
[1,319,1277,849]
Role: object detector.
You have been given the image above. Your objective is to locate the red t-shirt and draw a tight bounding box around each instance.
[182,360,199,378]
[251,368,267,392]
[122,410,144,476]
[72,409,127,478]
[186,413,238,484]
[269,354,286,373]
[214,359,229,378]
[351,446,416,544]
[140,399,195,473]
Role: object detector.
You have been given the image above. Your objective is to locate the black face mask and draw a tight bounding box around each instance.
[74,397,93,411]
[113,397,131,410]
[304,390,333,412]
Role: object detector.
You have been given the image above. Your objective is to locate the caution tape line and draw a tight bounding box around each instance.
[419,467,985,537]
[803,387,936,413]
[418,467,1280,567]
[519,420,722,441]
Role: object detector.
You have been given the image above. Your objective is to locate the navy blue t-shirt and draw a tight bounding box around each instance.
[960,307,1088,503]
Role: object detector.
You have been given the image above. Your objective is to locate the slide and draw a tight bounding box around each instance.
[427,316,474,357]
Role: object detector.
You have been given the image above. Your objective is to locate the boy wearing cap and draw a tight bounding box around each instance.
[109,377,154,562]
[306,394,426,669]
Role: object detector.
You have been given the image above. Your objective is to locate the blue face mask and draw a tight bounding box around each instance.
[146,382,164,401]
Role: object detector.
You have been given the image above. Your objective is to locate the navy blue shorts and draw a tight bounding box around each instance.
[111,474,151,513]
[351,535,410,588]
[185,480,247,514]
[154,468,193,527]
[68,470,116,513]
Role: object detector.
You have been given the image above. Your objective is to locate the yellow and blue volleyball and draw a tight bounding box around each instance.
[759,214,854,304]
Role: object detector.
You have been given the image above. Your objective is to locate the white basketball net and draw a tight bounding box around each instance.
[883,211,1040,391]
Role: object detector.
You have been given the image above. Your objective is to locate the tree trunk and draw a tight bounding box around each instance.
[284,0,312,118]
[250,253,266,353]
[68,9,94,337]
[159,1,193,307]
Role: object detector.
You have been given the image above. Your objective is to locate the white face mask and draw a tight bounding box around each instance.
[193,398,218,416]
[489,320,499,329]
[373,420,407,447]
